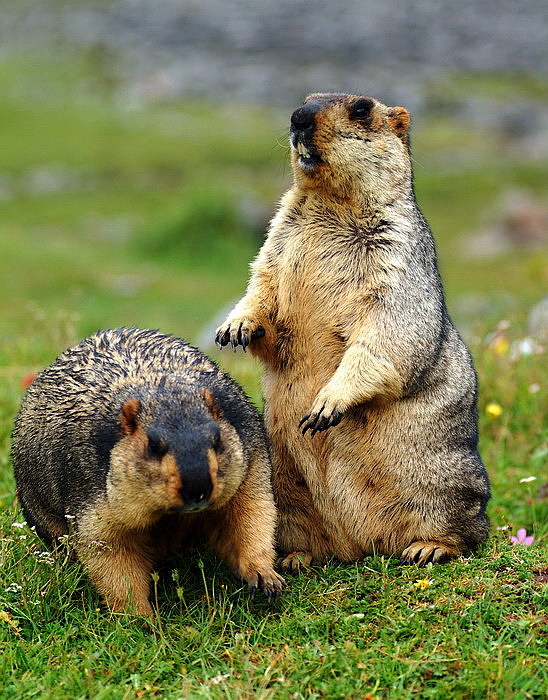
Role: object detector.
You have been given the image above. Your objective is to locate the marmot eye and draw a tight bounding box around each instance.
[147,432,167,458]
[211,426,222,451]
[350,98,374,120]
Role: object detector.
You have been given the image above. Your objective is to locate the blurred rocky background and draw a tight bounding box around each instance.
[0,0,546,350]
[3,0,547,110]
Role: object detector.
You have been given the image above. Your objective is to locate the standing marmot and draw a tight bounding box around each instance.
[12,327,284,615]
[216,93,490,569]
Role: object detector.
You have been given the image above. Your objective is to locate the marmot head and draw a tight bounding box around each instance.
[289,93,411,202]
[108,386,245,522]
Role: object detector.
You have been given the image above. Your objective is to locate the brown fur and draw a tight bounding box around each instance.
[12,328,284,616]
[216,93,490,568]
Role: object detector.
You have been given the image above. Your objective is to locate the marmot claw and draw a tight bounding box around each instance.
[245,567,286,598]
[215,328,230,348]
[299,406,342,436]
[215,322,265,351]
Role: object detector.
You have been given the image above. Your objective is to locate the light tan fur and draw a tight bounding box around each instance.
[216,94,490,568]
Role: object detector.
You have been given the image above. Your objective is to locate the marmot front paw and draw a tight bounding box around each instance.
[215,318,265,351]
[299,392,344,436]
[244,566,286,598]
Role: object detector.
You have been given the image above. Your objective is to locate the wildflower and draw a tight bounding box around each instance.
[485,322,510,356]
[509,528,534,546]
[413,578,432,590]
[34,551,55,565]
[489,334,510,356]
[21,372,38,389]
[485,402,503,418]
[510,337,544,361]
[11,522,27,529]
[88,540,110,551]
[519,476,537,483]
[0,610,22,637]
[5,583,22,594]
[210,674,230,685]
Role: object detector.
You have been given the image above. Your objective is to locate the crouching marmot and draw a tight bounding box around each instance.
[216,93,490,569]
[12,327,284,615]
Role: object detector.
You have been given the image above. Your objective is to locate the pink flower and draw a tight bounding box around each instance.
[509,528,534,546]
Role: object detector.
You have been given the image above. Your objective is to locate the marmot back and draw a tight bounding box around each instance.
[12,327,284,616]
[217,93,490,569]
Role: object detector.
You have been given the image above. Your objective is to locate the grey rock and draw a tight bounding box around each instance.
[528,297,548,343]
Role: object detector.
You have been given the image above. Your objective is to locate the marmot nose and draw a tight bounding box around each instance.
[291,102,320,130]
[181,482,212,511]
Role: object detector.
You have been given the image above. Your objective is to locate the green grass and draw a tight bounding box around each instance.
[0,57,546,698]
[0,519,545,698]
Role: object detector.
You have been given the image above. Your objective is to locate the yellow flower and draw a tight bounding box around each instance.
[413,578,432,590]
[486,402,503,418]
[486,326,510,356]
[490,335,510,356]
[0,610,22,637]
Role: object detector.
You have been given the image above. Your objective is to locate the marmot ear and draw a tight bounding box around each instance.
[203,388,222,421]
[388,107,410,138]
[120,398,141,435]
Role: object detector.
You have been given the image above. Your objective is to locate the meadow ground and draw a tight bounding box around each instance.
[0,58,546,698]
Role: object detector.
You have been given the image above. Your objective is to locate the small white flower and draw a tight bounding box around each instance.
[510,337,539,360]
[35,551,55,564]
[5,583,22,593]
[89,540,111,551]
[345,613,365,621]
[11,522,27,529]
[210,674,230,685]
[519,476,537,483]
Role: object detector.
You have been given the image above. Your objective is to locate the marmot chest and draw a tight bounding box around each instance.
[274,223,371,327]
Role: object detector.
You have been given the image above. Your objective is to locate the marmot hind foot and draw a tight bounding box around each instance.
[277,551,314,573]
[400,541,460,567]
